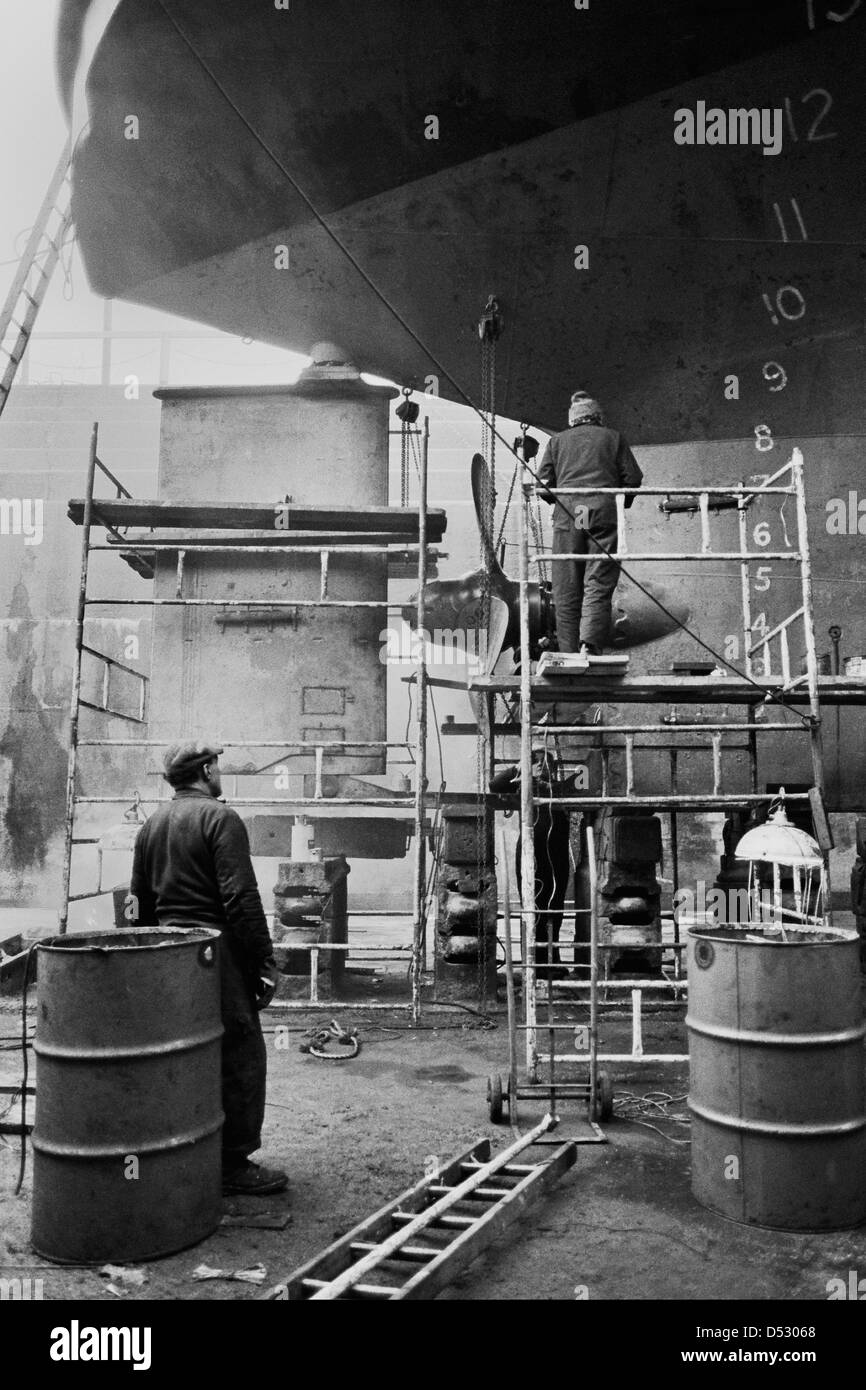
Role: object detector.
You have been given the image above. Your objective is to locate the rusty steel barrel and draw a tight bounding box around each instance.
[687,924,866,1231]
[31,928,223,1263]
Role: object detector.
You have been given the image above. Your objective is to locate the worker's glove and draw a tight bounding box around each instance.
[254,960,279,1011]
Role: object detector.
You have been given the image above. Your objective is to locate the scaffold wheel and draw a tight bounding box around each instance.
[487,1074,504,1124]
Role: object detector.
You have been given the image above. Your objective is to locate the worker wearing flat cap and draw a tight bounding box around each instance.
[538,392,643,655]
[128,740,286,1196]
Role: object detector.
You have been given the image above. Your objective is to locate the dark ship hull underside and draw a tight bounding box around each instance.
[59,0,866,442]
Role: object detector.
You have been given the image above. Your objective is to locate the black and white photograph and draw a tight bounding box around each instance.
[1,0,865,1356]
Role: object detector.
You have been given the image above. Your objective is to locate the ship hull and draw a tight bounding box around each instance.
[60,1,866,441]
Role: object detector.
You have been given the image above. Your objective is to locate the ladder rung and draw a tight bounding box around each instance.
[427,1184,512,1200]
[461,1160,537,1177]
[302,1277,400,1299]
[393,1210,475,1229]
[350,1240,437,1262]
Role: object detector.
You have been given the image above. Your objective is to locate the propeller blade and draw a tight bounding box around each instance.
[470,453,505,580]
[483,595,511,677]
[609,582,690,648]
[400,572,484,635]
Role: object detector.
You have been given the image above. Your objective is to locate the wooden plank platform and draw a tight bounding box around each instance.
[101,530,444,550]
[469,673,866,706]
[99,534,444,579]
[67,498,447,542]
[537,651,629,678]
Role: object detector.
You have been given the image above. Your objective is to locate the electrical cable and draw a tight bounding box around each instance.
[427,683,446,794]
[403,679,415,766]
[612,1088,691,1144]
[153,0,813,724]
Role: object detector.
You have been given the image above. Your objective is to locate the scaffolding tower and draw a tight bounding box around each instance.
[473,448,866,1113]
[61,418,440,1020]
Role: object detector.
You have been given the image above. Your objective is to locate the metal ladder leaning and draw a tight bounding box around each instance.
[0,142,74,421]
[261,1117,575,1300]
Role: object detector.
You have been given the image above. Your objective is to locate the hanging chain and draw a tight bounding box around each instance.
[399,387,412,507]
[528,489,548,584]
[475,296,501,1008]
[495,421,531,556]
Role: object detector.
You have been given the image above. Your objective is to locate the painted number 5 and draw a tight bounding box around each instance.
[755,566,772,592]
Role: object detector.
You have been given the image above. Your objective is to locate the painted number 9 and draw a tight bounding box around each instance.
[763,361,787,392]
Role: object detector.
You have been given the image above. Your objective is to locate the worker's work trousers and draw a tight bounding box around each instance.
[551,500,620,651]
[220,937,267,1171]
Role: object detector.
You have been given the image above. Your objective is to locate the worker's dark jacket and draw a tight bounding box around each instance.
[538,424,643,522]
[130,789,274,1162]
[129,788,274,991]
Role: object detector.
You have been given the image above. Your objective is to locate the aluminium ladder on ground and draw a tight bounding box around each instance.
[60,419,436,1019]
[479,449,838,1110]
[260,1117,575,1300]
[0,143,73,420]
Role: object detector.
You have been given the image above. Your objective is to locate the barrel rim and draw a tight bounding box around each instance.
[686,924,856,946]
[37,927,222,952]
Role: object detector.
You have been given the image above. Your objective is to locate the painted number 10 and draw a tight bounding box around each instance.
[762,286,806,325]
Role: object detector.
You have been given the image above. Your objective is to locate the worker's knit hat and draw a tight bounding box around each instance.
[162,740,224,786]
[568,392,605,427]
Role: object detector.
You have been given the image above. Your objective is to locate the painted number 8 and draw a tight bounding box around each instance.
[754,425,774,452]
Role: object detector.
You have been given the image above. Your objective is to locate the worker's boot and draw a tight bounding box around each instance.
[580,643,602,657]
[223,1160,289,1196]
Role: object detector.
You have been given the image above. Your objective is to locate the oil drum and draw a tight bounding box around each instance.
[687,924,866,1230]
[31,928,223,1263]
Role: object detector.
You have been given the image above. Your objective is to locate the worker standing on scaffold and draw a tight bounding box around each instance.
[538,392,643,655]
